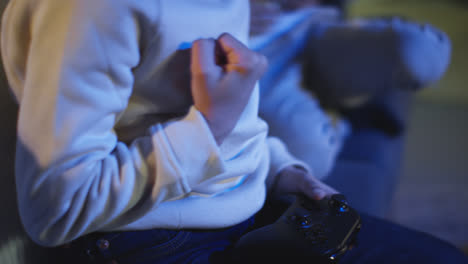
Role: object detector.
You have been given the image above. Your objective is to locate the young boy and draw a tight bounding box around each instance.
[1,0,336,261]
[1,0,467,263]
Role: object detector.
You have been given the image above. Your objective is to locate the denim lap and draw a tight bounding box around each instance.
[69,213,468,264]
[82,229,190,263]
[112,230,190,263]
[77,216,255,264]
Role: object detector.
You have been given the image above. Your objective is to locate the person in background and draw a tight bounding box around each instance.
[250,0,451,218]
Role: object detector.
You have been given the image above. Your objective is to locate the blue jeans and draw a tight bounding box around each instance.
[339,214,468,264]
[323,89,414,218]
[60,208,468,264]
[61,216,255,264]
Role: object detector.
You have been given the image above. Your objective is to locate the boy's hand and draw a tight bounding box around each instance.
[191,33,268,145]
[273,165,339,200]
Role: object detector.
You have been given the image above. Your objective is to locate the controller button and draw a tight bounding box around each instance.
[329,199,350,213]
[297,217,312,228]
[339,204,349,213]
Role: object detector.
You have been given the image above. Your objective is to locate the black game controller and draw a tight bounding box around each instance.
[232,194,361,263]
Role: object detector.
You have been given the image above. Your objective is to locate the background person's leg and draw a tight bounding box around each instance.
[302,16,451,109]
[324,89,413,218]
[300,14,451,218]
[340,214,468,264]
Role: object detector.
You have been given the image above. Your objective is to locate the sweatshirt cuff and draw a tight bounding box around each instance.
[265,137,311,191]
[150,106,225,195]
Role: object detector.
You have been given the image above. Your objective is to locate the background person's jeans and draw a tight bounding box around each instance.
[339,214,468,264]
[60,208,468,264]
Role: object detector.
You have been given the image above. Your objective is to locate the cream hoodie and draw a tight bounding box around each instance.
[1,0,307,247]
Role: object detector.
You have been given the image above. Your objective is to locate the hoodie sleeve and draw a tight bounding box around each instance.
[11,0,226,247]
[264,137,312,191]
